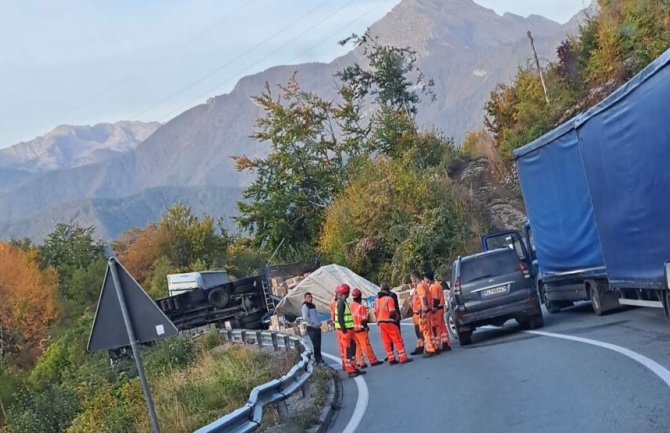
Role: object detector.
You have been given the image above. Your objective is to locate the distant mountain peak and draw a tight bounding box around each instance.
[0,120,161,172]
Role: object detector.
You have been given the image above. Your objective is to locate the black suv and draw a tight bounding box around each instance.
[448,248,543,346]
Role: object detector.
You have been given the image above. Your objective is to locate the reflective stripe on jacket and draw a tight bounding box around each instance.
[374,295,395,322]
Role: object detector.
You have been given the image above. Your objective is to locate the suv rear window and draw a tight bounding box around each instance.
[460,250,519,285]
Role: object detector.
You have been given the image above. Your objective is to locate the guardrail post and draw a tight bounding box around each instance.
[275,400,289,421]
[301,381,312,399]
[271,333,278,350]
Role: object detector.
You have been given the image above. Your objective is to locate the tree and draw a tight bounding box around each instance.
[319,135,474,283]
[336,33,434,157]
[235,36,436,260]
[0,243,59,356]
[234,76,347,261]
[112,204,231,296]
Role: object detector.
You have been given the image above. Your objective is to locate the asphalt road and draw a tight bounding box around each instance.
[319,303,670,433]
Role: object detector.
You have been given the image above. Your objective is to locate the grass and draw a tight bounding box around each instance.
[64,331,301,433]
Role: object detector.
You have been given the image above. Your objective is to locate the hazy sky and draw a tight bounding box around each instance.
[0,0,588,148]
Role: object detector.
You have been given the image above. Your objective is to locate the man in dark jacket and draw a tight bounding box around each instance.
[301,292,323,364]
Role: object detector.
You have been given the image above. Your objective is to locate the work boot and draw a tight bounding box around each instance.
[423,351,436,358]
[370,360,384,367]
[358,364,368,369]
[348,369,367,378]
[443,344,451,352]
[389,359,399,365]
[410,347,424,356]
[400,358,413,364]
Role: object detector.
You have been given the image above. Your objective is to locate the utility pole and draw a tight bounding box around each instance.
[527,30,550,105]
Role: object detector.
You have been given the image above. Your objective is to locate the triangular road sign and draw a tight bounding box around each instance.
[88,258,179,352]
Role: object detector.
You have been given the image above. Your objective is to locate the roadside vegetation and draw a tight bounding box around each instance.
[2,1,670,431]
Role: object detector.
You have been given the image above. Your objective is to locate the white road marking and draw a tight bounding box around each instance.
[525,329,670,387]
[323,352,369,433]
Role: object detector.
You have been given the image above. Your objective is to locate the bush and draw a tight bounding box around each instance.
[5,385,80,433]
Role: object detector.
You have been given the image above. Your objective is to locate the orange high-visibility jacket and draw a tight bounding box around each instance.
[374,295,396,322]
[350,300,367,331]
[415,282,432,312]
[330,298,337,322]
[429,282,445,308]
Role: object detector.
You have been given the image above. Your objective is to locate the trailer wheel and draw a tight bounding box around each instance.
[541,284,562,314]
[208,288,230,308]
[590,285,604,316]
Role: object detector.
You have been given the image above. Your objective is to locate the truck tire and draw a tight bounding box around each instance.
[590,285,604,316]
[541,284,562,314]
[207,288,230,308]
[457,330,472,346]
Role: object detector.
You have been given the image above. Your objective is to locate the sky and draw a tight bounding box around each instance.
[0,0,588,148]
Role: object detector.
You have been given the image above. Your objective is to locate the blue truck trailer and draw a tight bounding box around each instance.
[484,47,670,316]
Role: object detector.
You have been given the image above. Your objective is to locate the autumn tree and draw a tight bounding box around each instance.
[0,243,59,355]
[112,204,232,297]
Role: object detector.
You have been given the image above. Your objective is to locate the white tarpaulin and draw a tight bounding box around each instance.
[275,264,379,318]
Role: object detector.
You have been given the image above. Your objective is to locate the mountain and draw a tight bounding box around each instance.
[0,121,160,192]
[0,0,590,242]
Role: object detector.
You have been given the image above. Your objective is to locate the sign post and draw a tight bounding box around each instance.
[88,257,179,433]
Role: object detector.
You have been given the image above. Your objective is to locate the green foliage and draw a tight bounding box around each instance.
[38,224,103,275]
[142,336,196,378]
[29,312,109,389]
[156,204,230,270]
[234,76,347,261]
[5,385,80,433]
[483,1,670,160]
[236,35,436,261]
[320,137,474,283]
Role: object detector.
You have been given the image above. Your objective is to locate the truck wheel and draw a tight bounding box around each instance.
[541,284,561,314]
[590,286,603,316]
[208,288,230,308]
[457,330,472,346]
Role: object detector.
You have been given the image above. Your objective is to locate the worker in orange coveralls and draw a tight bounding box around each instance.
[410,286,425,355]
[350,288,384,368]
[335,284,366,378]
[411,271,438,357]
[425,271,451,351]
[374,285,413,365]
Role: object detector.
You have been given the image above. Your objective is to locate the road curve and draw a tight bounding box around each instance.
[319,305,670,433]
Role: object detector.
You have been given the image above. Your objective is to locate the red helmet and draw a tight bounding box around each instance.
[336,283,351,297]
[351,288,362,298]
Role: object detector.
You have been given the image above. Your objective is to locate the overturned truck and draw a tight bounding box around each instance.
[156,261,319,331]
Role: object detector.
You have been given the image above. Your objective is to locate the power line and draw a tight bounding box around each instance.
[159,0,394,123]
[131,0,333,120]
[48,1,257,123]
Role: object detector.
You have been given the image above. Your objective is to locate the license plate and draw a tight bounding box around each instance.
[482,285,508,297]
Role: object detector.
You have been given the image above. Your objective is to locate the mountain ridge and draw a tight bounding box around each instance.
[0,0,590,241]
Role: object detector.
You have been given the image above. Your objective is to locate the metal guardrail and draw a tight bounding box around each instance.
[192,329,314,433]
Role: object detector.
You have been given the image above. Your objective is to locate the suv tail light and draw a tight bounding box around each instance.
[456,304,467,316]
[454,277,462,295]
[519,262,531,279]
